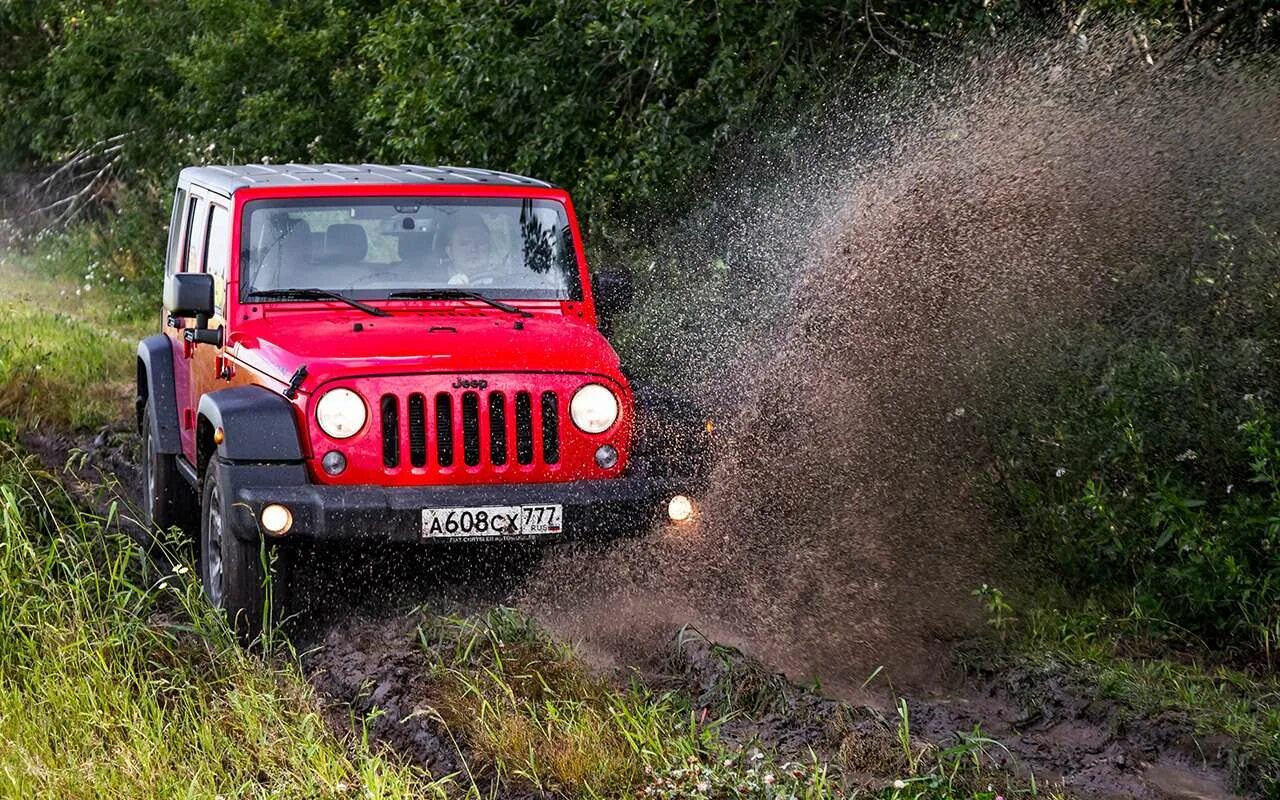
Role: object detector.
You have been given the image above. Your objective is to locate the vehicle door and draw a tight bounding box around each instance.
[188,200,232,437]
[171,193,208,463]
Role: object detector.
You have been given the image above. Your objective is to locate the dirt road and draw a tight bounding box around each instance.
[18,419,1247,800]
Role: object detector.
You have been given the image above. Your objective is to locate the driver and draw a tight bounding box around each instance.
[439,211,496,286]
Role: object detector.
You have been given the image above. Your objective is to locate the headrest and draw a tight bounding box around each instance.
[397,231,433,262]
[279,219,313,261]
[324,223,368,262]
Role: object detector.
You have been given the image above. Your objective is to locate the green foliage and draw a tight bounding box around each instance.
[358,0,961,222]
[3,0,1273,287]
[980,225,1280,656]
[972,585,1016,635]
[0,295,134,430]
[0,445,442,797]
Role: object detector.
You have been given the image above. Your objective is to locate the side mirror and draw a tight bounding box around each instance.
[164,272,215,319]
[592,269,633,321]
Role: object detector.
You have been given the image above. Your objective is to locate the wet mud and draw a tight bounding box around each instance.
[304,615,467,783]
[16,422,1251,798]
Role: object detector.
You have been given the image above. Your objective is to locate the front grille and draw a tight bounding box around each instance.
[461,391,481,466]
[435,393,454,467]
[380,384,561,473]
[488,393,508,465]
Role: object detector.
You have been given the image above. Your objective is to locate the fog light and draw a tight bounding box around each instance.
[667,494,694,523]
[322,450,347,476]
[260,504,293,535]
[594,444,619,469]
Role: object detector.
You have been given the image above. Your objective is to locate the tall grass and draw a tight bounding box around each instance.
[0,253,148,431]
[0,445,444,798]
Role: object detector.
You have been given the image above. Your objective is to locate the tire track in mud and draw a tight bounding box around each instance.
[15,422,1248,798]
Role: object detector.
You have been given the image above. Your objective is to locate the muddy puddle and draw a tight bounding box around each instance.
[17,415,1251,799]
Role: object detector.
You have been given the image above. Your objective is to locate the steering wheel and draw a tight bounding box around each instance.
[347,269,408,288]
[463,271,505,287]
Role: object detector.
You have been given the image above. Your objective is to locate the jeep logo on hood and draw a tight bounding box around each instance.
[452,377,489,390]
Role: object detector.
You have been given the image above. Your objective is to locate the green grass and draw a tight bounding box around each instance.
[0,445,446,798]
[0,250,152,431]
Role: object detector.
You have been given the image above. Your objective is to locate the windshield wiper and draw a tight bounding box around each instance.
[245,288,390,317]
[387,288,532,317]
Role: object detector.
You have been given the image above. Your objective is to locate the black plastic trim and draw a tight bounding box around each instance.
[223,458,688,543]
[197,386,304,462]
[136,335,182,455]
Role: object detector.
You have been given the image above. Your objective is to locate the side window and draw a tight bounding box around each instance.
[204,205,230,313]
[164,188,188,276]
[184,197,208,273]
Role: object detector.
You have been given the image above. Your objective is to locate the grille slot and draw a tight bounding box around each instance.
[540,391,560,464]
[407,393,426,467]
[434,393,454,467]
[381,395,400,467]
[489,393,508,465]
[514,392,534,465]
[461,391,481,466]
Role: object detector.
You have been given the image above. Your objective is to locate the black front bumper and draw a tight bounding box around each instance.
[217,458,698,543]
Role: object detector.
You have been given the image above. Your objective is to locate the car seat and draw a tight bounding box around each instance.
[272,219,314,288]
[396,231,448,284]
[321,224,368,265]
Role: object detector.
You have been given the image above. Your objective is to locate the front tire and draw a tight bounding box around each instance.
[199,460,273,642]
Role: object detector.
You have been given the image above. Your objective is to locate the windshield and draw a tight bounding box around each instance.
[239,197,582,301]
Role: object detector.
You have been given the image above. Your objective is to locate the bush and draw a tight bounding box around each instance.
[981,225,1280,656]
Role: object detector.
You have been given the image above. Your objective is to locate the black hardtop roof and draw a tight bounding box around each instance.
[180,163,557,195]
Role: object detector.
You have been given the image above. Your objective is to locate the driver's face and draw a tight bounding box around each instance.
[447,224,491,273]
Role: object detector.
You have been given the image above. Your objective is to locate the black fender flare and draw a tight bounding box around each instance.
[197,386,304,464]
[136,335,182,455]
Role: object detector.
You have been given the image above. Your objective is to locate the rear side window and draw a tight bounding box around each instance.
[165,188,188,276]
[204,205,231,312]
[185,197,208,273]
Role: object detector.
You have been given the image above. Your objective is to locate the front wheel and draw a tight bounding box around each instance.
[199,460,281,642]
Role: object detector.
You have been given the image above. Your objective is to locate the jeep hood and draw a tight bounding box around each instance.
[229,310,625,390]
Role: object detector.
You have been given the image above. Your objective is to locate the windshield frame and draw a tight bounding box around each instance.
[235,192,586,305]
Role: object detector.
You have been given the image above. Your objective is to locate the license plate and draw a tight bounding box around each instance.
[421,504,563,539]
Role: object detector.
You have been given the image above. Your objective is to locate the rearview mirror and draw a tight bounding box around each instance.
[592,269,633,321]
[163,272,214,319]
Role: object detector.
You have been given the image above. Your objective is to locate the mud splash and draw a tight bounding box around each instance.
[521,36,1280,690]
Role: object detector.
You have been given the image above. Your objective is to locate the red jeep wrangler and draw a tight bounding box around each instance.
[136,164,706,635]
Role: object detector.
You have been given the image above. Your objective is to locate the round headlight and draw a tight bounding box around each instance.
[315,388,367,439]
[570,383,619,434]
